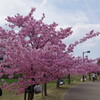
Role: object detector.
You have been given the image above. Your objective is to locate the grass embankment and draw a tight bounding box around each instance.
[0,75,82,100]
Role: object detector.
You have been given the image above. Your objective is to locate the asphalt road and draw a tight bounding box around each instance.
[64,81,100,100]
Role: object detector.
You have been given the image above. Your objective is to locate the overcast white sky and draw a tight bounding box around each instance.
[0,0,100,59]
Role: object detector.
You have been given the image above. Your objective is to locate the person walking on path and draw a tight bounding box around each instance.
[92,72,96,82]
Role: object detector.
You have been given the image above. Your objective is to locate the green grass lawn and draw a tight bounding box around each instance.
[0,89,23,100]
[0,82,74,100]
[0,75,83,100]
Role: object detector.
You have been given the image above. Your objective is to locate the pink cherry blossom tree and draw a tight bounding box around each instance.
[0,8,73,100]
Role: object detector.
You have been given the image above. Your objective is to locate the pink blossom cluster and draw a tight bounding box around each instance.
[67,30,100,52]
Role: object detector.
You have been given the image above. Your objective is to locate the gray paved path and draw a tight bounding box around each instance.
[64,81,100,100]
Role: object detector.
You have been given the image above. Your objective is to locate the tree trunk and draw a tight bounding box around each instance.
[83,75,85,82]
[56,78,60,88]
[89,73,91,80]
[42,83,47,96]
[28,92,34,100]
[24,90,27,100]
[24,85,35,100]
[44,83,47,96]
[42,84,44,96]
[68,74,71,84]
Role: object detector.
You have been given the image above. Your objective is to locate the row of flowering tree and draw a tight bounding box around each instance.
[0,8,100,100]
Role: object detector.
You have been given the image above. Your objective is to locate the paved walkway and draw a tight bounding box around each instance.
[64,81,100,100]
